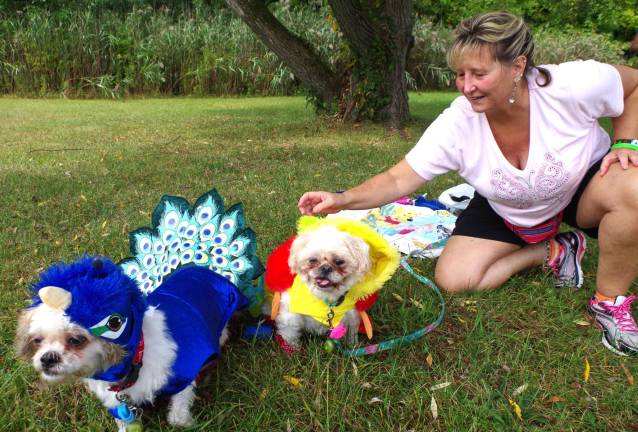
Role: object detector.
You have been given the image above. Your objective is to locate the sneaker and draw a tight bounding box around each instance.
[545,231,586,288]
[587,295,638,356]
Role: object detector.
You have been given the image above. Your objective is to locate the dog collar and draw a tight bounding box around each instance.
[108,333,145,392]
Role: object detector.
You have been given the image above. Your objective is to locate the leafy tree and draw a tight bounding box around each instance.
[225,0,414,128]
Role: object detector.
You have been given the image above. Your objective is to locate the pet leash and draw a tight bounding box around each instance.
[331,257,446,357]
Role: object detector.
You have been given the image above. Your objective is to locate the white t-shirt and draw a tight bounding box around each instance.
[405,60,624,227]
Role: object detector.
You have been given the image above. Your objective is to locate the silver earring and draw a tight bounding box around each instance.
[509,75,522,104]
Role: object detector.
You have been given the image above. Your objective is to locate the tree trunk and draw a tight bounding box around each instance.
[328,0,413,128]
[224,0,340,105]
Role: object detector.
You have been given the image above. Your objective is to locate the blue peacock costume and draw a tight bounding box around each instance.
[30,189,264,412]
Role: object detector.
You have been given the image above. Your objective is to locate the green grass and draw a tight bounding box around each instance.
[1,93,637,431]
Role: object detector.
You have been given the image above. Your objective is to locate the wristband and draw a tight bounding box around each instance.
[611,139,638,152]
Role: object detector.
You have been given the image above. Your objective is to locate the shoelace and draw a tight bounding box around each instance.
[600,295,638,332]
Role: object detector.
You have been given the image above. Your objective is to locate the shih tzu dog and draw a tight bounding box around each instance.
[15,256,246,431]
[265,216,400,352]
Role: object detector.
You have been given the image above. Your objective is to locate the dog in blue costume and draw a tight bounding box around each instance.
[15,190,264,431]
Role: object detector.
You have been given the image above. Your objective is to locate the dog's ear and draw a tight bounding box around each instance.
[14,309,36,360]
[98,340,126,370]
[288,233,311,274]
[345,236,371,276]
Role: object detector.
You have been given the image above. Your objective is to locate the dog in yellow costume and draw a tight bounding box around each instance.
[265,216,399,352]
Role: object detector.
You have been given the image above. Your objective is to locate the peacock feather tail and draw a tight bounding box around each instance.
[119,189,265,315]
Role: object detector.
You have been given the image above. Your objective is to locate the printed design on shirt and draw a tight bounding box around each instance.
[490,153,569,209]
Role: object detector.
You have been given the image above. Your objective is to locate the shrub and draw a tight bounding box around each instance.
[533,28,627,65]
[409,19,455,89]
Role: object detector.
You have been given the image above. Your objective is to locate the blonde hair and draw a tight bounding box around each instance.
[447,11,551,86]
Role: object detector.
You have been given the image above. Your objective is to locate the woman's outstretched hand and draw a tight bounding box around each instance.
[298,191,347,215]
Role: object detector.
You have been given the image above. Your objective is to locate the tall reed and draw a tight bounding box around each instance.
[0,5,629,97]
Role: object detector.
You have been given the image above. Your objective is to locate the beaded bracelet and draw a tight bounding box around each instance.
[611,139,638,152]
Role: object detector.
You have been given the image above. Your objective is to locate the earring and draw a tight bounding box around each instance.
[508,75,522,104]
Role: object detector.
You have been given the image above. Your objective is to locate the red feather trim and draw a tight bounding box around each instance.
[265,236,297,293]
[355,292,379,311]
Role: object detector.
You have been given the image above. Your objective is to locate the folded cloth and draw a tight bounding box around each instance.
[329,203,457,258]
[437,183,475,215]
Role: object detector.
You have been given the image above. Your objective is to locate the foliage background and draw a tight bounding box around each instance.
[0,0,635,97]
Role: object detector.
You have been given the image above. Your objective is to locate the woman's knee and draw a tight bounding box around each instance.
[434,260,483,293]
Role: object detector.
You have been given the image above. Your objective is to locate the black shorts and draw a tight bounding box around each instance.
[451,159,602,246]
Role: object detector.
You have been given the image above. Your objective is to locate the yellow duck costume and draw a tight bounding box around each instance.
[265,216,400,336]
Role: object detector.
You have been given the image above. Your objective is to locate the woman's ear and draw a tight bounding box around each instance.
[513,55,527,77]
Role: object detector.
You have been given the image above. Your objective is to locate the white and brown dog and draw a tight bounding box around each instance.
[265,216,400,352]
[15,256,246,431]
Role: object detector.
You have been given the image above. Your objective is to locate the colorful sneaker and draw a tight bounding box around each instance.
[587,295,638,356]
[545,231,586,288]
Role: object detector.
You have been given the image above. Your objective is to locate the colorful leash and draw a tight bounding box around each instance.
[333,257,445,357]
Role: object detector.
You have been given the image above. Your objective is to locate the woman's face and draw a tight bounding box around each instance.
[454,47,519,114]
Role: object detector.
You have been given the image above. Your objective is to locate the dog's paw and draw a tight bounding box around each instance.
[167,408,194,427]
[167,384,196,427]
[344,333,358,346]
[275,334,301,355]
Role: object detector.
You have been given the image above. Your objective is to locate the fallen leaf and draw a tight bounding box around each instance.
[621,363,634,385]
[573,319,591,326]
[80,194,87,201]
[409,298,424,309]
[584,358,590,383]
[392,293,404,302]
[352,362,359,376]
[429,382,451,391]
[547,395,565,404]
[430,395,438,420]
[425,353,433,367]
[361,382,373,389]
[283,375,301,387]
[259,388,269,400]
[508,398,523,421]
[368,397,383,404]
[512,384,528,397]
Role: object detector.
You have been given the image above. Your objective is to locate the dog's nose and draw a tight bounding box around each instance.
[319,265,332,276]
[40,351,61,369]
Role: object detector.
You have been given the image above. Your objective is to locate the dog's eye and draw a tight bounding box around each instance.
[107,314,124,331]
[334,258,345,267]
[308,258,319,265]
[67,335,87,347]
[32,337,43,346]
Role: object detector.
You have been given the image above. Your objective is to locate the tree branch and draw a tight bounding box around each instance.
[225,0,340,103]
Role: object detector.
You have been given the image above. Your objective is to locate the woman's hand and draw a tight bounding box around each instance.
[599,147,638,176]
[297,191,347,215]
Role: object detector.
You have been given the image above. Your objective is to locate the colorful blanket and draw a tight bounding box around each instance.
[328,203,457,258]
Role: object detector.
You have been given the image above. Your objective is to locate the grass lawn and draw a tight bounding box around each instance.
[1,93,636,431]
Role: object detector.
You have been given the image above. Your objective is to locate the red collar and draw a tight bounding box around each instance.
[108,332,144,392]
